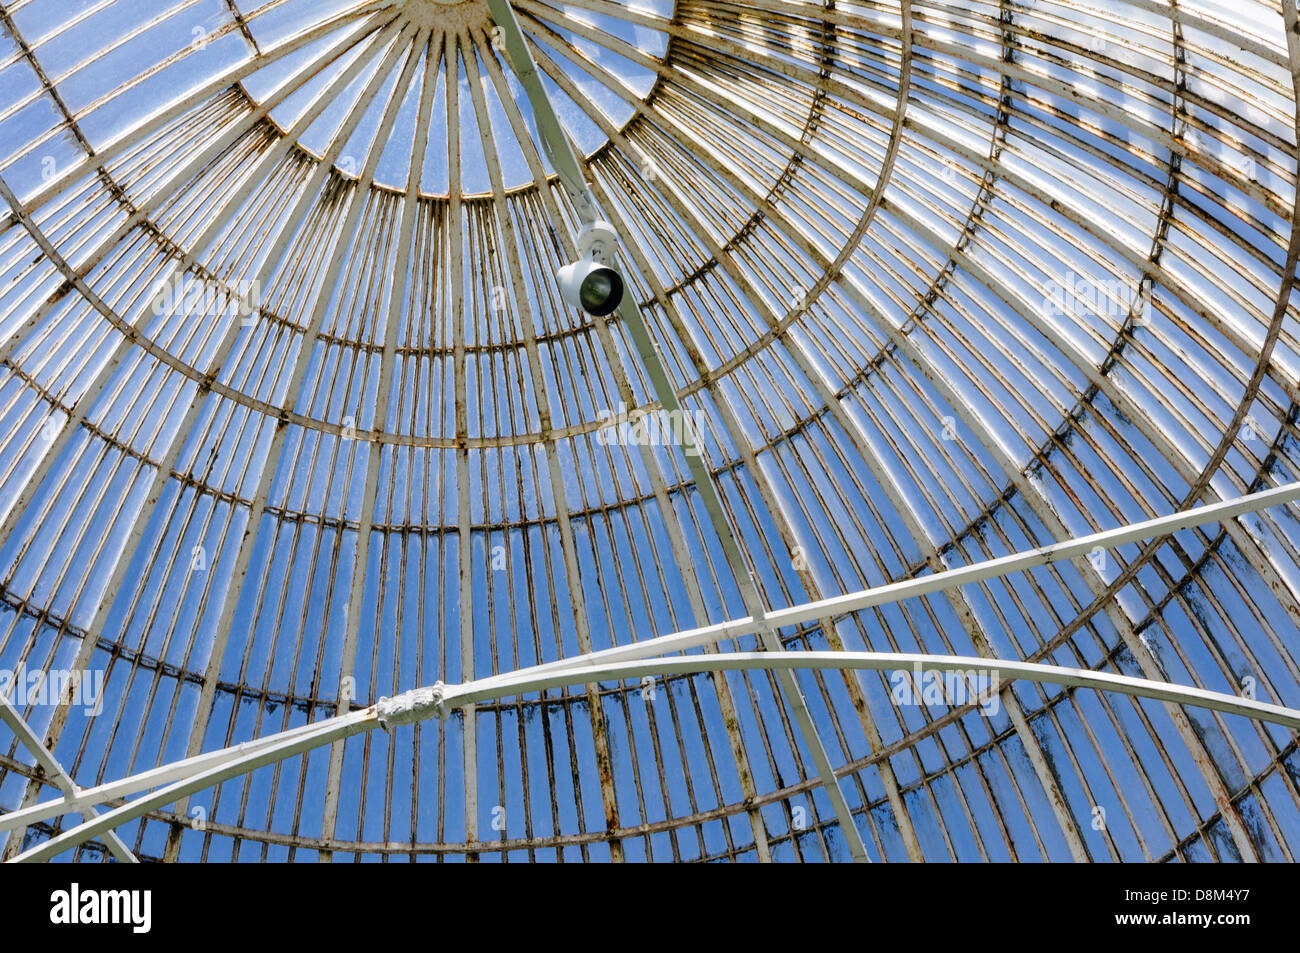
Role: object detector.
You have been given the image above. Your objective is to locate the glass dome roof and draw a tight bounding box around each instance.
[1,0,1300,863]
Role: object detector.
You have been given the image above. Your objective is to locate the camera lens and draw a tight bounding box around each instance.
[579,267,624,316]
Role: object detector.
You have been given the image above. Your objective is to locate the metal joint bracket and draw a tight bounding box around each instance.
[376,681,448,730]
[576,220,618,264]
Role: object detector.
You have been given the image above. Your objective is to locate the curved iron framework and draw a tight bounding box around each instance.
[0,0,1299,862]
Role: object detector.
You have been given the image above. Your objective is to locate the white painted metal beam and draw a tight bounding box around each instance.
[10,647,1300,862]
[515,480,1300,680]
[0,693,136,862]
[484,0,873,863]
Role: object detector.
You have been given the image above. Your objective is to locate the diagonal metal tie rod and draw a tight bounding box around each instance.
[482,0,872,861]
[0,693,136,862]
[518,479,1300,680]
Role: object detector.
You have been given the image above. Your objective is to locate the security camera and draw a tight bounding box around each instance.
[558,220,624,317]
[558,259,623,317]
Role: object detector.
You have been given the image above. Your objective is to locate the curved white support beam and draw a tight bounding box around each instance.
[9,648,1299,862]
[455,652,1300,733]
[7,480,1300,859]
[514,481,1300,680]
